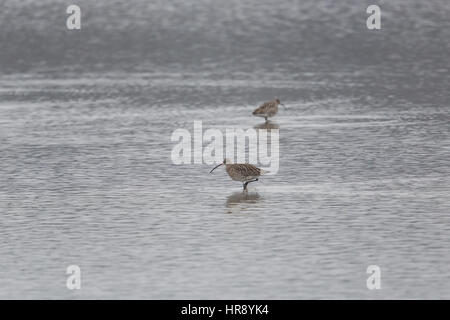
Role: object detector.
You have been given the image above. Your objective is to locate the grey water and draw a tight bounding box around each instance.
[0,0,449,299]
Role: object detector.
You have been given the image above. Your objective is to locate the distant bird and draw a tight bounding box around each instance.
[252,99,285,121]
[210,159,267,191]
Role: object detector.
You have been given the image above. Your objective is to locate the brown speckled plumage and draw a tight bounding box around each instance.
[252,99,281,120]
[210,159,266,191]
[226,163,262,182]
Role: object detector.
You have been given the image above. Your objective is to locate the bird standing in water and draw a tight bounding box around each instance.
[210,159,267,191]
[252,99,285,121]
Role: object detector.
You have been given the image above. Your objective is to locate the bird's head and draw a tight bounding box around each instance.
[275,98,285,107]
[210,158,231,173]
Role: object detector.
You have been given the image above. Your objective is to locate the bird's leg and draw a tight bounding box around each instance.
[244,179,259,190]
[264,116,268,122]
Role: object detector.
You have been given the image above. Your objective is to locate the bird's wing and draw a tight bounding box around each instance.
[253,100,275,114]
[235,164,261,177]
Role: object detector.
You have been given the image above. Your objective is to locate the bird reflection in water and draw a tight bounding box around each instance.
[225,191,261,213]
[253,121,279,130]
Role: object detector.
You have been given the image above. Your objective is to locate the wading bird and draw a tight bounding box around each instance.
[252,99,285,121]
[210,159,267,191]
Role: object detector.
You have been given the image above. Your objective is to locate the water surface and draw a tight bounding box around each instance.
[0,0,449,299]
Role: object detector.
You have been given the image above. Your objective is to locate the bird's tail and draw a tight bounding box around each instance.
[260,169,270,175]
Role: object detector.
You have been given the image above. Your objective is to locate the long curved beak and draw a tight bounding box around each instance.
[210,163,223,173]
[280,103,286,108]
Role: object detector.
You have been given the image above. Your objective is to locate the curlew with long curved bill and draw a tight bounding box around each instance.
[210,158,267,191]
[252,99,285,121]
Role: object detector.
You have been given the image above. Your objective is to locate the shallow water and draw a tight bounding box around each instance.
[0,0,449,299]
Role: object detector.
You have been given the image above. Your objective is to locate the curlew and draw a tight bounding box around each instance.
[252,99,285,121]
[210,158,267,191]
